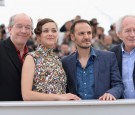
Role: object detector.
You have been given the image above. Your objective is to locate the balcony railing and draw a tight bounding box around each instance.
[0,99,135,115]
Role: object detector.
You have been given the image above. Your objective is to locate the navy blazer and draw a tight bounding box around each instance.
[62,48,124,99]
[0,38,23,101]
[111,44,135,87]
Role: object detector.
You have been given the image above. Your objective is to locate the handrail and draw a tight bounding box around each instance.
[0,99,134,115]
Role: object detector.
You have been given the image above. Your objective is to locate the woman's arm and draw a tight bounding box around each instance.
[21,55,80,101]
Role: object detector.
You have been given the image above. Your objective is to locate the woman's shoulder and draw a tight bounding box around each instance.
[27,50,40,58]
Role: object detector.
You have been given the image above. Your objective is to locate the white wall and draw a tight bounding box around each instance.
[0,0,135,34]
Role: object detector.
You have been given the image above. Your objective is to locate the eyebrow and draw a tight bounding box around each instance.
[43,28,57,29]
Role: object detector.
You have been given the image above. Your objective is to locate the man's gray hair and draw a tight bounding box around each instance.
[115,15,135,34]
[8,13,33,29]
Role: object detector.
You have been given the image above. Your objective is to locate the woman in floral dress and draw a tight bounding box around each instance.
[21,18,80,101]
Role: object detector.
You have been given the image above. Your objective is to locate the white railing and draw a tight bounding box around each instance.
[0,99,135,115]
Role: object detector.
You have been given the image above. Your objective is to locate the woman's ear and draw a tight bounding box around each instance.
[36,36,41,44]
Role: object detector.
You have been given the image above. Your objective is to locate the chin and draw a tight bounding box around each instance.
[46,43,55,48]
[83,47,91,49]
[83,44,91,48]
[18,41,27,45]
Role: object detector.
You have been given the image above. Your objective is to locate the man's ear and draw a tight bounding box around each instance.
[70,33,75,41]
[8,27,11,32]
[7,27,12,35]
[117,32,122,40]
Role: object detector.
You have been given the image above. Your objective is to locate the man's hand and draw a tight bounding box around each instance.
[99,93,116,101]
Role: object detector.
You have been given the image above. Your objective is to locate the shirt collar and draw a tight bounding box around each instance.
[76,47,97,62]
[121,42,135,55]
[14,45,28,63]
[15,45,28,55]
[36,44,54,56]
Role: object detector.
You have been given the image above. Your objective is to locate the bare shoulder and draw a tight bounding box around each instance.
[24,54,35,66]
[25,54,34,61]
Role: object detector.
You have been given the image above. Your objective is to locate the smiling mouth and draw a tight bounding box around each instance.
[128,39,135,42]
[83,41,90,43]
[47,38,54,39]
[18,36,27,38]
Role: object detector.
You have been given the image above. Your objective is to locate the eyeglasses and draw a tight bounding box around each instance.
[14,24,32,31]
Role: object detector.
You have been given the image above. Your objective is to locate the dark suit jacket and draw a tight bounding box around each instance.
[110,44,135,87]
[0,38,23,101]
[62,48,124,99]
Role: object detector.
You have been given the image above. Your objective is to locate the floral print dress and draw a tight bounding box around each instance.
[28,45,67,94]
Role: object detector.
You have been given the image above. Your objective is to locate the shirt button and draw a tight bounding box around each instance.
[85,94,87,96]
[84,83,86,85]
[84,71,85,73]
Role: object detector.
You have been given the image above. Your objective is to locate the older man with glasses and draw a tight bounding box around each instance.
[0,13,33,101]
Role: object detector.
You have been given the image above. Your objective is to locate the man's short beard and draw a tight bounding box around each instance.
[77,44,91,49]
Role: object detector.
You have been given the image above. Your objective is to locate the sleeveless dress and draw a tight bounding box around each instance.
[28,45,67,94]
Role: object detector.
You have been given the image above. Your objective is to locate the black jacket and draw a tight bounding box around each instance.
[110,44,135,87]
[0,38,24,101]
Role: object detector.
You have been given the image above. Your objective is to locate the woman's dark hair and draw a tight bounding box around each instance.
[34,18,58,35]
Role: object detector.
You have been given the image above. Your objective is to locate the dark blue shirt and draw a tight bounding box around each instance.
[76,48,96,100]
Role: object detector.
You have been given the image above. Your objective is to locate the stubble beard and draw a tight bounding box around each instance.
[77,44,91,49]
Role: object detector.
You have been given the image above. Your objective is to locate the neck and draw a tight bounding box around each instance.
[77,47,90,59]
[11,38,25,52]
[15,44,25,52]
[77,47,91,69]
[124,46,134,53]
[13,42,25,52]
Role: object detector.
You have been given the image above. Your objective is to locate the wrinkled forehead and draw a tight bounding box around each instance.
[122,17,135,27]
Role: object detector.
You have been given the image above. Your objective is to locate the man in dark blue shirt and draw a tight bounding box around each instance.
[62,19,124,100]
